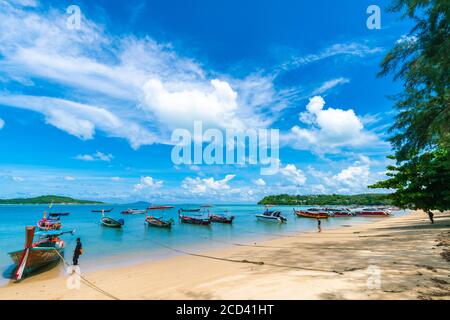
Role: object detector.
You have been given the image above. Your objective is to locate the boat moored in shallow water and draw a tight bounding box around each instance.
[256,209,287,223]
[37,212,62,231]
[293,208,328,219]
[352,208,391,216]
[121,208,147,215]
[8,226,74,280]
[178,210,211,225]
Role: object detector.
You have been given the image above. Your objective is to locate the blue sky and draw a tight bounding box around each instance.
[0,0,413,203]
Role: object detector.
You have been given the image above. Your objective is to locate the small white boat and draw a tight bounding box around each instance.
[256,210,287,223]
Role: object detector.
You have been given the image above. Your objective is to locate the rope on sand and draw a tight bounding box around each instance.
[53,249,120,300]
[151,240,343,275]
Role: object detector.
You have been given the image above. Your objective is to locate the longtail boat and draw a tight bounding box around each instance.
[178,210,211,225]
[179,208,201,213]
[293,208,328,219]
[325,208,353,217]
[352,208,390,216]
[92,208,113,213]
[99,210,124,228]
[146,216,174,228]
[100,216,124,228]
[146,206,174,228]
[8,227,73,280]
[37,212,62,231]
[208,213,235,224]
[121,208,146,215]
[256,209,287,223]
[49,212,70,217]
[148,205,174,210]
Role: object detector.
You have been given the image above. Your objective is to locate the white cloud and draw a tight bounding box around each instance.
[254,178,266,186]
[281,42,383,70]
[279,164,307,185]
[12,176,24,182]
[312,77,350,95]
[0,118,4,129]
[182,174,236,194]
[134,176,164,191]
[75,151,113,162]
[0,3,274,147]
[111,177,122,182]
[285,96,382,154]
[0,95,156,149]
[64,176,75,181]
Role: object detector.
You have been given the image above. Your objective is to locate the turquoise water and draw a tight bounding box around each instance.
[0,204,407,285]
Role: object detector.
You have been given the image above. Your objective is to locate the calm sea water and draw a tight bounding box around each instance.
[0,204,408,285]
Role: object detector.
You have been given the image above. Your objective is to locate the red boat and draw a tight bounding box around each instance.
[293,208,328,219]
[37,212,62,231]
[148,206,175,210]
[325,208,353,217]
[352,208,390,216]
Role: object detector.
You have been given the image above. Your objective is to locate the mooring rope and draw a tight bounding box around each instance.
[151,239,343,275]
[53,249,120,300]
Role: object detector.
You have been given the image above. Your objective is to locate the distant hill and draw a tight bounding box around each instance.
[0,195,104,205]
[258,194,392,206]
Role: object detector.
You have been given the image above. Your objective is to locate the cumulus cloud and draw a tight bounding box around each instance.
[134,176,164,191]
[285,96,382,154]
[0,3,274,147]
[64,176,75,181]
[12,176,24,182]
[75,151,114,162]
[307,155,379,194]
[254,178,266,186]
[0,95,156,149]
[182,174,236,194]
[279,164,307,185]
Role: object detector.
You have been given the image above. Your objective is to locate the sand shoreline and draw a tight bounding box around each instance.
[1,210,449,300]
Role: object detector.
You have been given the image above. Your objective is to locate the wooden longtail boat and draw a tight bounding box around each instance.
[100,216,124,228]
[37,212,62,231]
[8,227,72,280]
[325,208,353,217]
[293,209,328,219]
[146,216,174,228]
[146,205,174,228]
[49,212,70,217]
[92,208,113,213]
[148,205,174,210]
[121,208,146,215]
[255,210,287,223]
[178,211,211,225]
[180,208,201,213]
[352,208,390,216]
[208,213,235,224]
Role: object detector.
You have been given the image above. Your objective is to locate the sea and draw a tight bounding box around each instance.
[0,204,409,285]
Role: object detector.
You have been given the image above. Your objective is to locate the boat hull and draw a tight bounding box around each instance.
[8,247,64,276]
[146,217,173,228]
[255,215,286,222]
[209,215,234,224]
[101,217,124,228]
[353,211,390,216]
[294,210,328,219]
[179,215,211,225]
